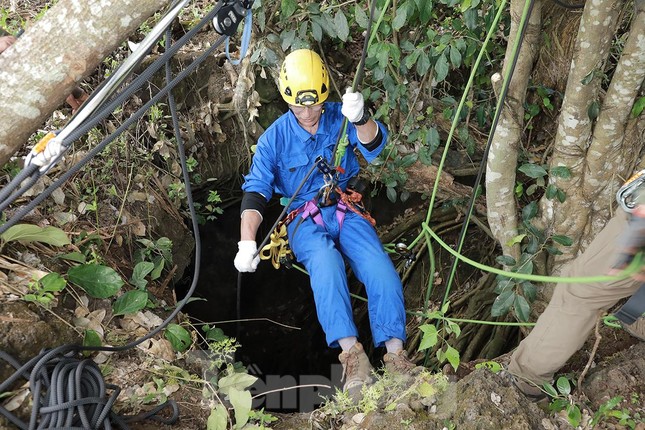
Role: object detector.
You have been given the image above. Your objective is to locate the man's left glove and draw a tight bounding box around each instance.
[234,240,261,272]
[611,205,645,274]
[341,88,368,124]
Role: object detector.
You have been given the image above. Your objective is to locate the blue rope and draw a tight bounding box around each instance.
[226,8,252,65]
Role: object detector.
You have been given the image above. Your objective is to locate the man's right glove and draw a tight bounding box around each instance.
[341,88,369,125]
[234,240,260,272]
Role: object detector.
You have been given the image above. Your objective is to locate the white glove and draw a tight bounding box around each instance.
[234,240,260,272]
[341,88,365,123]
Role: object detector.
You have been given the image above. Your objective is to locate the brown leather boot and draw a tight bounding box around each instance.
[338,342,374,401]
[622,316,645,341]
[383,350,424,376]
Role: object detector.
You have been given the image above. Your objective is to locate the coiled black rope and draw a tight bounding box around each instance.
[0,348,178,430]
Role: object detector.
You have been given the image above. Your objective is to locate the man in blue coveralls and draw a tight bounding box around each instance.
[234,49,417,399]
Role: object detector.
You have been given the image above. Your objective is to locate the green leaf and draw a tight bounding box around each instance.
[543,382,558,398]
[434,54,449,83]
[491,289,515,317]
[556,376,571,395]
[495,255,517,266]
[513,294,531,322]
[549,166,571,179]
[545,245,563,256]
[567,404,582,427]
[39,272,66,292]
[130,261,155,289]
[416,51,431,75]
[447,321,461,338]
[521,282,537,302]
[588,100,600,121]
[522,202,538,222]
[333,10,349,42]
[546,184,558,200]
[68,264,124,299]
[417,0,433,24]
[58,252,86,263]
[418,324,438,351]
[229,387,251,429]
[463,8,477,30]
[444,346,460,371]
[631,96,645,118]
[280,0,297,18]
[580,70,595,85]
[475,361,503,373]
[1,224,70,246]
[218,373,258,396]
[518,163,547,179]
[164,323,191,352]
[207,404,228,430]
[449,46,462,68]
[354,4,368,29]
[113,290,148,316]
[506,234,526,248]
[150,255,164,280]
[551,235,573,246]
[426,127,440,153]
[392,6,407,30]
[311,21,322,42]
[83,329,102,348]
[386,186,397,203]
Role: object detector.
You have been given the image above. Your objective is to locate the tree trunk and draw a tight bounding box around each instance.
[539,0,624,263]
[0,0,170,167]
[485,0,543,262]
[585,0,645,235]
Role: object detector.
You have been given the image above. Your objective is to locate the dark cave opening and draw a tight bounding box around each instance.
[175,192,424,412]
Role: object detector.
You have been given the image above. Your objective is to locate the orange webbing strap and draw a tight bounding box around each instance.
[336,187,376,227]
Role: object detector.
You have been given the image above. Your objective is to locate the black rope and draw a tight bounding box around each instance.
[330,0,378,161]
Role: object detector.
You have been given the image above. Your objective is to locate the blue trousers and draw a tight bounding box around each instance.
[287,204,407,348]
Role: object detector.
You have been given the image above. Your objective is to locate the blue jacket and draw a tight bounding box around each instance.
[242,102,388,210]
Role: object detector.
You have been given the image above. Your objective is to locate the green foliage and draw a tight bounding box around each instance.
[0,224,70,248]
[250,0,508,201]
[68,264,124,298]
[544,376,582,428]
[418,302,461,370]
[23,272,66,307]
[632,96,645,118]
[591,396,637,429]
[112,290,148,316]
[164,323,192,352]
[134,237,172,280]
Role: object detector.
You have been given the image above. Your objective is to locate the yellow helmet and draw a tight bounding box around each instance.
[279,49,329,106]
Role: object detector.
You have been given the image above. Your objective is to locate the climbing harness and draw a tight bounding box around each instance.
[616,168,645,213]
[0,1,253,428]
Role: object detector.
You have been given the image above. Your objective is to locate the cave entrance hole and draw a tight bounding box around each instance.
[176,191,422,412]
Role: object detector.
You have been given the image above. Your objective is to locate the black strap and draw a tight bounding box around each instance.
[614,284,645,325]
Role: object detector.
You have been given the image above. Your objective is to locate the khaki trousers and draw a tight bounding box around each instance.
[508,210,641,385]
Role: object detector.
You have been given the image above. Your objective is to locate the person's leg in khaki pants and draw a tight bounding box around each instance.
[508,210,640,391]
